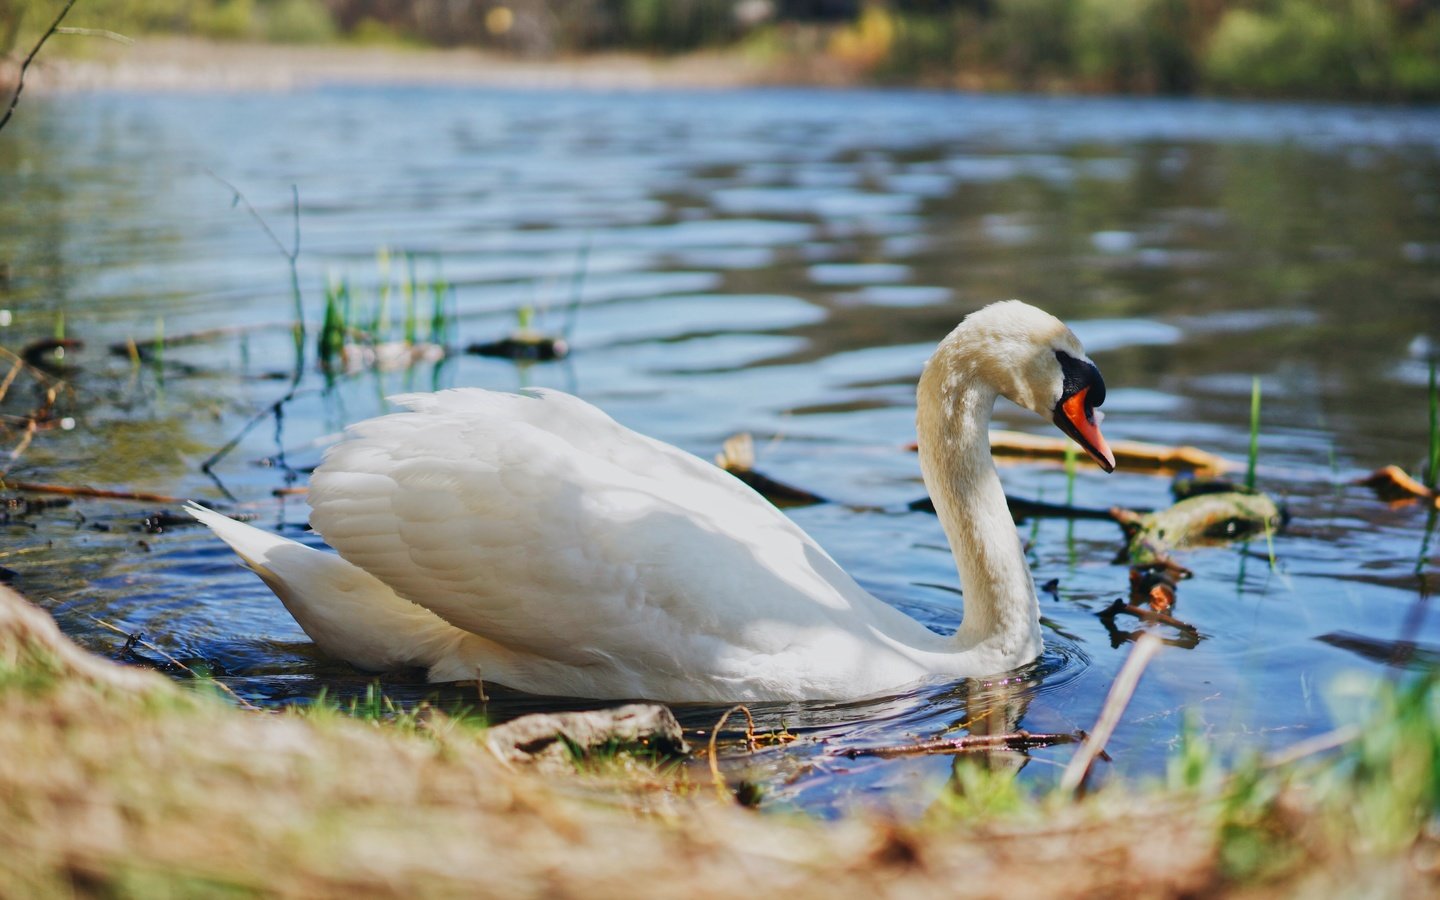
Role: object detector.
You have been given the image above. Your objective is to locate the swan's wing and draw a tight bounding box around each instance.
[307,389,874,677]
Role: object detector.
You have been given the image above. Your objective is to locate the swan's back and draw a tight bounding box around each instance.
[308,389,934,699]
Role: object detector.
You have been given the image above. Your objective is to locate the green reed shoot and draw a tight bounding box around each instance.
[318,276,348,365]
[153,315,165,388]
[1427,356,1439,489]
[403,253,418,347]
[53,311,64,341]
[1064,442,1077,506]
[375,246,392,341]
[429,277,450,345]
[1245,377,1261,492]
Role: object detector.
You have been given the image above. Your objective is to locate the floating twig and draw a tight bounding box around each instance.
[716,433,826,507]
[107,321,297,360]
[1262,725,1361,769]
[1059,632,1163,795]
[912,431,1232,474]
[1,480,189,504]
[706,704,757,801]
[0,354,24,404]
[1100,597,1199,634]
[19,337,81,375]
[6,417,36,464]
[834,729,1093,760]
[1357,464,1439,508]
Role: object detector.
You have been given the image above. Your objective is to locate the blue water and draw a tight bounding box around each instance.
[2,86,1439,816]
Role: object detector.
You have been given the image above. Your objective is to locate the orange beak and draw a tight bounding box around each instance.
[1054,386,1115,473]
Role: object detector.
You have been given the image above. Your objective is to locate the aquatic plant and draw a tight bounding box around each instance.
[1245,376,1261,492]
[315,249,453,374]
[1427,355,1439,490]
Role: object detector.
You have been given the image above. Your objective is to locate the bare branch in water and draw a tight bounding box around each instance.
[2,479,190,504]
[0,0,79,135]
[706,704,757,801]
[1060,632,1163,795]
[833,729,1095,760]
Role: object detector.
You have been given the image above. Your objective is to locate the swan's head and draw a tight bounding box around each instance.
[946,300,1116,473]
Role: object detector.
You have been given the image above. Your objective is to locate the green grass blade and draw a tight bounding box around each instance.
[1245,377,1261,492]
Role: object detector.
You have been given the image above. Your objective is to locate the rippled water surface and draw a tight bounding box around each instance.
[3,87,1440,815]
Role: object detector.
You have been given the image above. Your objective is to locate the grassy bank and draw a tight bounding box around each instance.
[1,584,1436,896]
[6,1,1440,101]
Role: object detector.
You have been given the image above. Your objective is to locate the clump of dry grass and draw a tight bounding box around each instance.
[0,586,1432,898]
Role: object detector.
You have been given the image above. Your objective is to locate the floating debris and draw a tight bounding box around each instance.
[834,729,1091,760]
[715,433,826,507]
[1129,564,1185,613]
[466,330,568,362]
[1356,464,1439,508]
[1171,472,1248,500]
[2,480,190,504]
[1316,631,1440,669]
[20,337,82,372]
[910,430,1232,474]
[1112,490,1284,567]
[485,703,687,770]
[910,493,1119,522]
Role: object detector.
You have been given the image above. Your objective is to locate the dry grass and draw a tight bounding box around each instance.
[0,585,1430,898]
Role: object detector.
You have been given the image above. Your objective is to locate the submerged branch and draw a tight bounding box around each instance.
[1060,632,1163,795]
[706,704,757,801]
[834,729,1092,760]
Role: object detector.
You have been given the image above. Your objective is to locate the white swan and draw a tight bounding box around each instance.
[189,300,1114,702]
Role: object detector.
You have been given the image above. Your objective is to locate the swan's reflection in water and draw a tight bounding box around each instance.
[690,639,1088,815]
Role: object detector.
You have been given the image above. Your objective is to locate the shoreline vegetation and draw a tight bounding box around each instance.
[4,0,1440,100]
[1,582,1437,896]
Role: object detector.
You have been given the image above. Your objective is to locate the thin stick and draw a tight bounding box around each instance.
[2,479,188,504]
[53,26,133,45]
[1262,724,1360,769]
[0,356,22,404]
[87,615,261,711]
[1059,632,1163,795]
[1101,598,1199,634]
[835,729,1091,760]
[0,0,79,135]
[5,417,36,463]
[107,321,297,358]
[706,704,756,800]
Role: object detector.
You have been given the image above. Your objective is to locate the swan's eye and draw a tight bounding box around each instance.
[1055,350,1105,410]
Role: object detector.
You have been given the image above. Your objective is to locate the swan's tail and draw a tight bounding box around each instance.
[186,502,469,673]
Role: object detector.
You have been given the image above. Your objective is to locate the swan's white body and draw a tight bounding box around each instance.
[191,300,1112,702]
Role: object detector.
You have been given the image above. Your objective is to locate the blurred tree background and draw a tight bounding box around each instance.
[2,0,1439,99]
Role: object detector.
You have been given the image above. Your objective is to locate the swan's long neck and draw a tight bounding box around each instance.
[916,339,1042,661]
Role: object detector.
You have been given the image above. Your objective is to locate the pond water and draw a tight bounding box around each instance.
[2,86,1440,817]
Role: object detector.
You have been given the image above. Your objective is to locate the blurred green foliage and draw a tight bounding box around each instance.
[3,0,1438,99]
